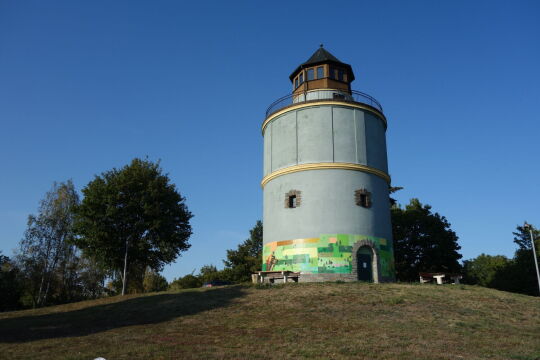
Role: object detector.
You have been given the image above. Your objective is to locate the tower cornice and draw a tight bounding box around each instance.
[261,162,391,188]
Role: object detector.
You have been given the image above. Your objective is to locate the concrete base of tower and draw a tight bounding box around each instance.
[254,273,394,284]
[298,273,394,283]
[298,273,356,282]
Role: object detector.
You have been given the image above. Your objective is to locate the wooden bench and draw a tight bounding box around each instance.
[419,272,462,285]
[252,271,300,284]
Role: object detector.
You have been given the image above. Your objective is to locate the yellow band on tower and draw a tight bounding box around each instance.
[261,162,391,188]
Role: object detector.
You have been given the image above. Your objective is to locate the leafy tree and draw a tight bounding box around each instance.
[16,180,80,307]
[499,223,540,296]
[198,264,224,283]
[223,220,263,282]
[143,268,168,293]
[462,224,540,296]
[169,274,201,290]
[513,223,539,253]
[463,254,510,287]
[73,158,193,295]
[77,255,108,299]
[489,250,539,296]
[392,199,462,282]
[0,252,21,311]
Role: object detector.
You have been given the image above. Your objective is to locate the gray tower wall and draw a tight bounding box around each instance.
[263,106,388,176]
[262,104,394,282]
[263,170,392,242]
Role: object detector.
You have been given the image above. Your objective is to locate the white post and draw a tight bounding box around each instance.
[121,239,129,296]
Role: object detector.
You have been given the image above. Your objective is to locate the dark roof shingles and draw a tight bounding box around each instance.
[302,47,342,66]
[289,46,354,81]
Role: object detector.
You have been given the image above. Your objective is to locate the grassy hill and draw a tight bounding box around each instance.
[0,282,538,360]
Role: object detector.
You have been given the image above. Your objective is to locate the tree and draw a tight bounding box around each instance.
[222,220,263,282]
[462,224,540,296]
[77,255,108,299]
[392,199,462,282]
[0,252,21,311]
[16,180,80,307]
[513,223,539,252]
[169,274,202,290]
[143,268,168,293]
[502,223,540,296]
[73,158,193,295]
[489,250,539,296]
[198,264,224,283]
[463,254,511,287]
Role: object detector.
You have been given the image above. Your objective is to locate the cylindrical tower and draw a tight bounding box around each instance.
[261,46,394,282]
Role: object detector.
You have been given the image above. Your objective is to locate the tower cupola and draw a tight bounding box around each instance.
[289,45,355,94]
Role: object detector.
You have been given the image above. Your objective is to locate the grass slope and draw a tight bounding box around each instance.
[0,283,538,360]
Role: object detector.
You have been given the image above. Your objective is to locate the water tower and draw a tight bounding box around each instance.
[261,46,394,282]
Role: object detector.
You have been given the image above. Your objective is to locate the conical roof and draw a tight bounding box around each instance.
[303,46,342,65]
[289,45,355,81]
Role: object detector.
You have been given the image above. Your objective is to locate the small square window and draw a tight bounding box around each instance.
[359,194,368,206]
[285,190,302,208]
[317,66,324,79]
[355,189,372,208]
[307,68,314,81]
[289,195,297,208]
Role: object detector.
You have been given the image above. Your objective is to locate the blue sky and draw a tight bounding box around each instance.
[1,1,538,281]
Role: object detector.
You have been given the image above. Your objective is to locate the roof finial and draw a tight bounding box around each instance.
[320,43,324,48]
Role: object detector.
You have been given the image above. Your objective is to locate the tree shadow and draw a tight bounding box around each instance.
[0,285,246,343]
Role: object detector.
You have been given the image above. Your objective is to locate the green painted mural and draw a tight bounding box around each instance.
[262,234,394,277]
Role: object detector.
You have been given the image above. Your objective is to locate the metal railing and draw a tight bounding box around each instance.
[265,89,383,118]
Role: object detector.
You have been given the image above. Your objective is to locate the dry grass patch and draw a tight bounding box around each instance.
[0,282,538,359]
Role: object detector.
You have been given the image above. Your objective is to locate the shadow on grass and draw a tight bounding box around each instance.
[0,285,246,343]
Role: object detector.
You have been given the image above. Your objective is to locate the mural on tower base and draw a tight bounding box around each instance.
[262,234,394,278]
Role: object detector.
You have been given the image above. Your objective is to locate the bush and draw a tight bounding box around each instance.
[143,269,168,293]
[169,275,202,290]
[463,254,510,287]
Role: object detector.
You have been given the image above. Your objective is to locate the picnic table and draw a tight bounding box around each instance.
[419,272,462,285]
[252,271,300,284]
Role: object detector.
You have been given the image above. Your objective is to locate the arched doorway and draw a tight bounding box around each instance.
[352,240,380,283]
[356,246,373,281]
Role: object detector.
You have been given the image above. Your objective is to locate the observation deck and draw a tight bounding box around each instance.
[265,89,384,119]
